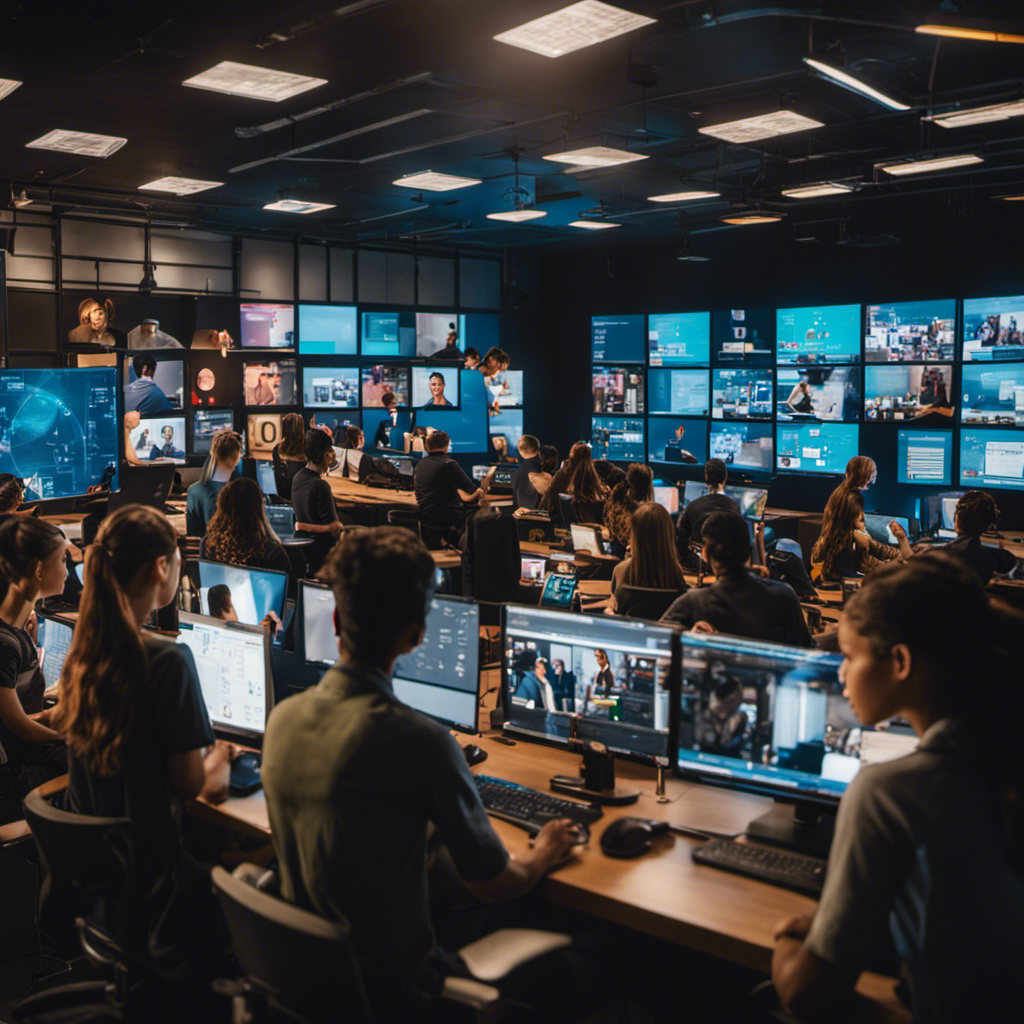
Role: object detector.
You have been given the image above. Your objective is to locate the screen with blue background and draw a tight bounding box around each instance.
[297,304,357,355]
[864,298,955,363]
[776,422,859,475]
[963,294,1024,362]
[591,416,645,461]
[591,315,645,363]
[960,429,1024,490]
[361,311,416,358]
[712,368,773,419]
[711,308,774,365]
[647,417,708,465]
[897,430,952,485]
[649,369,709,416]
[417,370,488,452]
[709,421,773,473]
[961,363,1024,426]
[776,304,861,364]
[647,311,710,366]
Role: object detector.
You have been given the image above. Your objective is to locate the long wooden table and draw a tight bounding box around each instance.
[328,475,512,512]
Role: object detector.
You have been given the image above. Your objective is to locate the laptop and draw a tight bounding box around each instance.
[108,463,177,515]
[36,611,75,693]
[265,503,296,537]
[653,485,679,515]
[723,486,770,522]
[570,524,607,556]
[863,514,920,546]
[256,461,278,498]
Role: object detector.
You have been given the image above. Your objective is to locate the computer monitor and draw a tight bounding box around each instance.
[959,429,1024,490]
[723,485,769,521]
[570,524,604,555]
[265,504,295,536]
[301,580,338,666]
[776,422,859,475]
[256,460,278,497]
[521,554,547,583]
[963,294,1024,361]
[176,612,273,743]
[191,409,238,456]
[243,359,297,406]
[711,308,774,365]
[862,513,917,546]
[864,299,955,362]
[776,366,861,422]
[383,454,416,477]
[864,364,953,422]
[647,311,710,366]
[711,369,772,420]
[776,303,861,364]
[488,410,522,457]
[361,365,410,407]
[124,355,184,412]
[75,563,85,584]
[415,313,465,358]
[923,491,965,536]
[709,422,773,474]
[197,559,287,626]
[648,369,709,417]
[897,430,953,485]
[591,416,645,461]
[129,415,186,465]
[488,370,523,408]
[246,413,282,460]
[502,605,677,760]
[412,366,461,408]
[301,366,359,408]
[240,302,294,349]
[961,364,1024,426]
[297,303,357,355]
[392,595,480,732]
[592,367,644,414]
[37,611,74,689]
[591,314,645,363]
[681,480,707,508]
[653,485,679,515]
[647,417,707,466]
[361,311,416,359]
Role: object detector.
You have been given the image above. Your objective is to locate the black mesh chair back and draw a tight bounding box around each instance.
[614,585,680,622]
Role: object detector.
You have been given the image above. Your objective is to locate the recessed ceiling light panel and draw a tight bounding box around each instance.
[392,171,481,191]
[0,78,22,101]
[925,98,1024,127]
[569,220,620,229]
[26,129,127,158]
[877,154,983,175]
[648,191,719,202]
[486,209,548,222]
[263,199,336,213]
[721,213,785,225]
[699,111,823,143]
[543,145,648,167]
[781,183,854,198]
[183,61,327,102]
[494,1,656,58]
[138,176,224,196]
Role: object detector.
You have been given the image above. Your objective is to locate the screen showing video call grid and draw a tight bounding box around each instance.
[504,605,675,759]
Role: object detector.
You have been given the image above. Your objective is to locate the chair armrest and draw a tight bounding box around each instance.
[441,976,501,1009]
[457,928,571,982]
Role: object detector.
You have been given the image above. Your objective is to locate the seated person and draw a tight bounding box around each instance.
[940,489,1016,584]
[676,458,740,567]
[510,434,551,512]
[662,511,813,647]
[422,371,453,408]
[272,412,307,501]
[810,491,912,582]
[564,444,609,525]
[413,430,488,541]
[610,502,688,617]
[261,528,579,1004]
[185,428,242,537]
[370,391,400,449]
[203,477,291,574]
[339,426,398,484]
[124,352,172,415]
[292,428,344,575]
[604,462,653,549]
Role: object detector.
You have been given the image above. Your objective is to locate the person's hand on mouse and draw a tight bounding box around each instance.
[533,818,582,866]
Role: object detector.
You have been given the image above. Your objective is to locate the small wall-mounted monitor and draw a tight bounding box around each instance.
[711,368,773,420]
[776,422,859,475]
[124,353,184,413]
[591,314,645,364]
[361,311,416,358]
[647,311,710,367]
[129,415,187,465]
[711,308,774,365]
[963,294,1024,362]
[776,366,861,422]
[776,304,861,364]
[709,421,773,473]
[864,299,955,363]
[412,366,460,409]
[647,417,708,466]
[897,430,953,486]
[361,364,410,407]
[240,302,294,349]
[591,416,645,462]
[301,367,359,408]
[416,312,464,358]
[960,363,1024,426]
[243,359,297,406]
[592,366,644,414]
[960,429,1024,490]
[297,303,357,355]
[864,365,953,422]
[191,409,239,456]
[649,369,708,417]
[489,409,523,459]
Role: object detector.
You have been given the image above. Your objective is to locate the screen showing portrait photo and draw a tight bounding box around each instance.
[488,370,523,408]
[416,313,465,358]
[361,311,416,358]
[240,303,294,349]
[647,417,708,466]
[864,365,953,421]
[711,308,774,365]
[592,314,645,363]
[243,360,296,406]
[776,366,861,422]
[897,430,952,485]
[247,413,283,460]
[124,354,183,413]
[776,304,861,364]
[189,354,238,407]
[963,295,1024,362]
[416,370,488,453]
[591,416,645,462]
[412,367,460,409]
[489,409,523,459]
[647,311,710,367]
[865,299,955,363]
[709,422,773,473]
[776,422,859,475]
[297,304,357,355]
[593,367,644,414]
[712,369,773,420]
[129,416,186,465]
[302,367,359,409]
[961,363,1024,426]
[648,369,709,416]
[191,410,240,455]
[361,365,410,408]
[960,429,1024,490]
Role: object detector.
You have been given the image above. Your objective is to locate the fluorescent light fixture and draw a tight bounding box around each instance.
[924,98,1024,128]
[720,213,785,225]
[781,182,855,198]
[138,176,224,196]
[803,57,910,111]
[26,129,127,158]
[392,171,481,191]
[916,23,1024,45]
[877,154,983,175]
[182,61,326,102]
[485,209,547,222]
[543,145,648,168]
[699,110,823,144]
[569,220,620,229]
[998,194,1024,201]
[648,190,719,202]
[494,1,656,58]
[0,78,21,101]
[263,199,336,213]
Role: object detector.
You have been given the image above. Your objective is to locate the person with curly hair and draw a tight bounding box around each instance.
[203,477,290,574]
[941,489,1017,584]
[604,462,653,549]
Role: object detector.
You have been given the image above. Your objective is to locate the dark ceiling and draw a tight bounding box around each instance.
[4,0,1024,252]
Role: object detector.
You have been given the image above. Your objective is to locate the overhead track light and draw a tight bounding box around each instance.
[494,1,656,58]
[183,61,327,101]
[803,57,910,111]
[924,99,1024,128]
[781,182,855,198]
[543,146,648,168]
[876,154,983,175]
[393,171,481,191]
[916,22,1024,45]
[648,191,719,203]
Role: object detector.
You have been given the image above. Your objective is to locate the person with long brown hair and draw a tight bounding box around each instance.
[811,489,911,581]
[204,477,290,574]
[604,462,654,549]
[272,411,306,500]
[55,505,235,977]
[610,502,687,615]
[563,442,609,525]
[185,427,243,536]
[819,455,877,535]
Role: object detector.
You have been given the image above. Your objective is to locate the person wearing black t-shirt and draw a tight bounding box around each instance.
[676,458,740,567]
[941,490,1017,584]
[413,430,489,541]
[292,428,344,574]
[511,434,550,512]
[663,510,812,647]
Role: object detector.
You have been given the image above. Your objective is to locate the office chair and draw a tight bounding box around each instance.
[385,508,453,550]
[613,585,680,622]
[557,493,577,528]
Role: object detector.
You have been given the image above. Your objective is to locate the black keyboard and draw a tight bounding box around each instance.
[691,839,826,897]
[474,774,602,840]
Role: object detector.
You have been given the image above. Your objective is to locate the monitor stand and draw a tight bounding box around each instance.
[746,799,836,858]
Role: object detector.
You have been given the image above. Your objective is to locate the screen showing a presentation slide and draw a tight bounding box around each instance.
[711,308,774,365]
[417,370,488,453]
[191,409,239,455]
[864,365,954,422]
[243,360,297,406]
[124,356,183,412]
[361,311,416,358]
[648,369,709,417]
[0,368,119,501]
[711,369,773,420]
[708,421,773,473]
[647,417,708,466]
[960,429,1024,490]
[197,560,287,626]
[489,409,523,457]
[412,367,460,409]
[301,367,359,408]
[297,303,357,355]
[488,370,523,408]
[647,311,711,367]
[963,295,1024,362]
[246,413,282,460]
[864,299,956,362]
[239,302,294,349]
[592,314,645,363]
[591,416,645,461]
[897,430,952,485]
[961,364,1024,426]
[129,415,186,465]
[416,313,466,358]
[776,366,861,422]
[776,304,861,364]
[361,365,410,407]
[593,367,645,414]
[776,422,860,475]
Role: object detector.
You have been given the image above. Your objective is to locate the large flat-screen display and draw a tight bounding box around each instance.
[297,303,357,355]
[649,369,709,416]
[0,368,119,501]
[647,417,707,466]
[647,311,710,367]
[776,422,859,475]
[361,365,410,407]
[711,368,772,420]
[191,409,238,456]
[361,311,416,359]
[489,409,523,458]
[243,359,297,406]
[488,370,523,408]
[897,430,952,485]
[776,366,861,422]
[591,314,645,363]
[776,304,861,364]
[240,302,294,349]
[416,370,488,453]
[864,299,955,362]
[591,416,645,461]
[864,365,954,422]
[960,429,1024,490]
[416,313,465,358]
[709,422,773,474]
[129,415,186,465]
[963,295,1024,361]
[711,308,774,365]
[124,355,183,413]
[301,367,359,409]
[412,366,460,409]
[593,366,645,414]
[960,364,1024,426]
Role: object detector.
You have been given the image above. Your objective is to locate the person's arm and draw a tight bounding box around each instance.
[772,917,860,1022]
[184,487,205,537]
[455,462,488,504]
[659,591,695,628]
[887,521,914,561]
[0,687,62,744]
[786,383,804,411]
[168,740,236,804]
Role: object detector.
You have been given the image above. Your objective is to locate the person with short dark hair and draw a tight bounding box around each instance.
[511,434,550,511]
[371,391,400,449]
[292,428,343,573]
[663,510,812,647]
[675,458,740,566]
[338,425,397,485]
[463,347,480,370]
[206,583,235,620]
[422,371,452,408]
[941,489,1016,584]
[413,430,490,540]
[125,352,171,415]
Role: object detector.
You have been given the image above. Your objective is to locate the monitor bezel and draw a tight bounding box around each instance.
[299,578,336,668]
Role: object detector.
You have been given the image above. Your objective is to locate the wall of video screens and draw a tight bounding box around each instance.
[591,294,1024,492]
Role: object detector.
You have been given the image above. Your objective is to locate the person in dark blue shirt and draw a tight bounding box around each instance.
[124,353,171,415]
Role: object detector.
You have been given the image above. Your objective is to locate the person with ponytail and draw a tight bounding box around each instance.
[0,518,69,803]
[54,505,235,977]
[185,427,242,536]
[772,554,1024,1022]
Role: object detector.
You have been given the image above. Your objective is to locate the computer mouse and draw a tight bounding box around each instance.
[462,743,488,767]
[600,817,659,859]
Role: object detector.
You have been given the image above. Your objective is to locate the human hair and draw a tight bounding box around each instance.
[425,430,450,452]
[319,526,436,663]
[704,458,728,488]
[0,517,65,583]
[0,474,24,514]
[623,502,685,590]
[345,425,363,448]
[200,428,243,484]
[429,372,444,384]
[381,391,397,409]
[78,297,114,326]
[594,648,607,661]
[207,583,233,619]
[481,347,509,370]
[701,511,753,574]
[304,428,334,467]
[52,506,178,777]
[812,489,864,579]
[206,478,279,567]
[464,347,479,362]
[566,443,608,505]
[519,434,540,456]
[844,455,877,490]
[956,490,999,536]
[132,352,157,378]
[625,463,654,503]
[540,446,560,473]
[279,412,306,459]
[515,648,540,672]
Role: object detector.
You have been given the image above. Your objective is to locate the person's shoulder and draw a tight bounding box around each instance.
[142,633,197,681]
[662,588,698,620]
